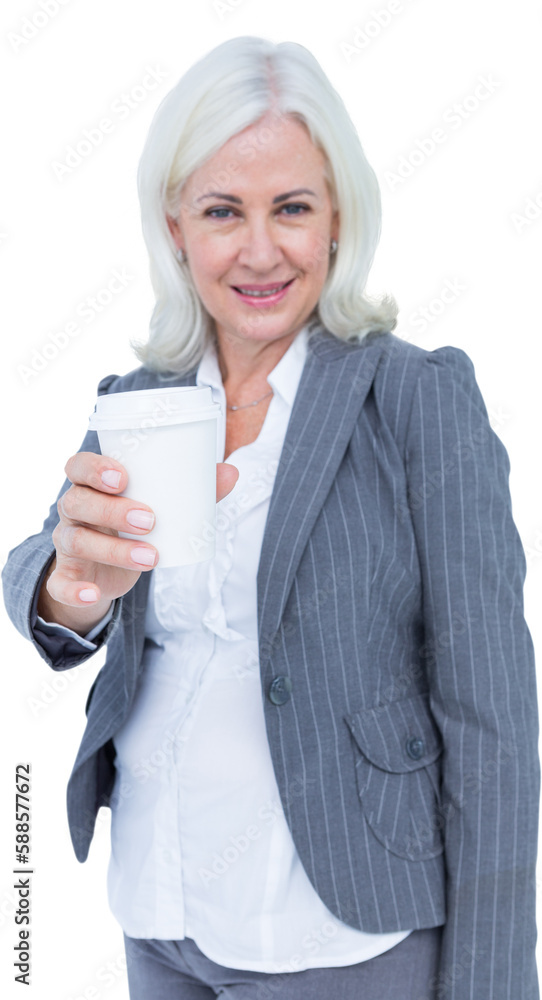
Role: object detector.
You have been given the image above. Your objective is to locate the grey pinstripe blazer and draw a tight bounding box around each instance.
[3,324,540,998]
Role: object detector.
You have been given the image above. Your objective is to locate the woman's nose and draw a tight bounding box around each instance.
[235,221,284,270]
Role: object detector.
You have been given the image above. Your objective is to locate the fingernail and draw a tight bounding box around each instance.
[79,589,98,602]
[126,510,155,530]
[131,547,156,566]
[102,470,121,488]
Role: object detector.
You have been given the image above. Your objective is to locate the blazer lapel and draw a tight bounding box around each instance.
[128,326,390,689]
[256,327,391,675]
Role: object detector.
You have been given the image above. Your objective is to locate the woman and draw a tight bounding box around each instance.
[3,35,539,1000]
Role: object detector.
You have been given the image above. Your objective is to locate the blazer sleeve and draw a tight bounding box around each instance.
[1,374,125,670]
[403,345,540,999]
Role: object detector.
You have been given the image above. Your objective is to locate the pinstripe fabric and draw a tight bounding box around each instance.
[2,324,539,998]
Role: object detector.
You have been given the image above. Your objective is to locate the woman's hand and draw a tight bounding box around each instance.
[37,452,240,635]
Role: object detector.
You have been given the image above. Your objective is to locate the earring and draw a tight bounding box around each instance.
[176,247,186,263]
[330,239,338,254]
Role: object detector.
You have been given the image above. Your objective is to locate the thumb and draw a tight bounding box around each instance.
[216,462,239,502]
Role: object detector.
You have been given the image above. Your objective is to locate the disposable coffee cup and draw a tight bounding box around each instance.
[88,386,221,568]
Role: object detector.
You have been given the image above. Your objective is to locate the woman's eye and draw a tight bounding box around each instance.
[206,207,233,219]
[281,203,308,215]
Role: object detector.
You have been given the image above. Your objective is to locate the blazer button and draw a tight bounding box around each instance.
[268,676,292,705]
[406,736,425,760]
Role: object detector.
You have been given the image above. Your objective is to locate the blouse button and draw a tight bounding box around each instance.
[268,676,293,705]
[406,736,425,760]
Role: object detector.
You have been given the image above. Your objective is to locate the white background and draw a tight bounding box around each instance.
[1,0,541,997]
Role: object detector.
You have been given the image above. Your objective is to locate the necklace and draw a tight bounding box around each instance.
[226,389,274,411]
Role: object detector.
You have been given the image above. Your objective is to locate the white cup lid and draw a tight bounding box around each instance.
[88,385,221,430]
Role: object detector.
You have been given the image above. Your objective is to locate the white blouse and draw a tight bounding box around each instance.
[43,322,412,972]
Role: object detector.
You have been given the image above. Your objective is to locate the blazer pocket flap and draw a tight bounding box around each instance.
[345,691,443,773]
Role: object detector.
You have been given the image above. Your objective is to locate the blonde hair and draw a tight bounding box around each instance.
[133,35,398,374]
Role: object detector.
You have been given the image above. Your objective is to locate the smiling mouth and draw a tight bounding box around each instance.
[231,279,295,297]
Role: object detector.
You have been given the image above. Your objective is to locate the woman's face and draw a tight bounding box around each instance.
[167,112,339,352]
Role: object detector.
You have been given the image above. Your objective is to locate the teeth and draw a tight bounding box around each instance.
[237,283,288,297]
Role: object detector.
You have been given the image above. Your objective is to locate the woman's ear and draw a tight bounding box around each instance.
[332,209,340,244]
[166,213,181,244]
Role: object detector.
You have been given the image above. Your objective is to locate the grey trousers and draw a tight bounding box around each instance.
[123,925,444,999]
